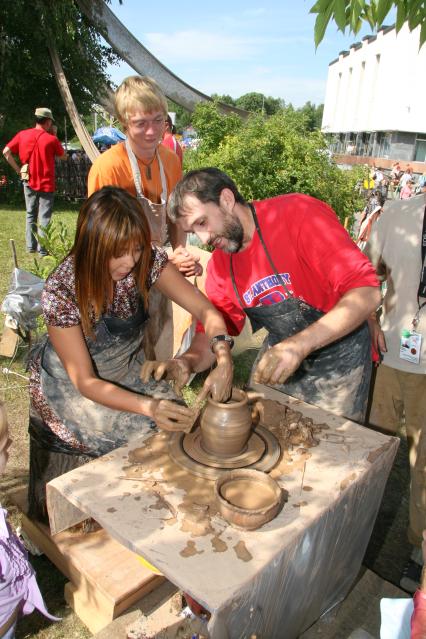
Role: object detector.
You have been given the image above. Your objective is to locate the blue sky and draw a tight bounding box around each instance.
[107,1,395,107]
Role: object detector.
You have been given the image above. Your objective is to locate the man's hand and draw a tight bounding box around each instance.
[367,316,387,363]
[197,356,233,403]
[151,398,195,432]
[169,247,203,278]
[252,337,307,386]
[140,358,191,395]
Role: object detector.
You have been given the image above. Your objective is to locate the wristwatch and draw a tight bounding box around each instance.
[210,334,234,352]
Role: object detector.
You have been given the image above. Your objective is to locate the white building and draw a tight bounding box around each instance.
[322,24,426,165]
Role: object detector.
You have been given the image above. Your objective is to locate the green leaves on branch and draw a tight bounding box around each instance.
[310,1,426,48]
[184,103,363,225]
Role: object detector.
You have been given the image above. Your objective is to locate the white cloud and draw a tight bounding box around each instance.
[144,30,258,61]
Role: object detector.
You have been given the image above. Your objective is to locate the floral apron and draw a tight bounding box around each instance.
[37,300,178,456]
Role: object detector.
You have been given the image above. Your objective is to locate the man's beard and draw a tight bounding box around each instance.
[210,215,244,253]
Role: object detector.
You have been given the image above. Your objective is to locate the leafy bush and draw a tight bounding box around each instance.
[31,219,73,280]
[184,104,364,226]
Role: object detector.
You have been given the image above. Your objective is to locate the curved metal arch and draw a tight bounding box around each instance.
[76,0,248,118]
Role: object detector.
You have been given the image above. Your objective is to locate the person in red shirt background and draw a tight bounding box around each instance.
[3,107,65,255]
[161,114,183,166]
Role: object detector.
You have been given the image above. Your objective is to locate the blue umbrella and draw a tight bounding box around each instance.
[92,126,126,146]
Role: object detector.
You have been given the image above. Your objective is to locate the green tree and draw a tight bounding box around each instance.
[235,92,283,115]
[297,102,324,131]
[184,103,363,224]
[0,0,118,142]
[211,94,237,106]
[310,0,426,48]
[167,100,192,133]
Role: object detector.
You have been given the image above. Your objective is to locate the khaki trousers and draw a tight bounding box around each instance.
[369,364,426,547]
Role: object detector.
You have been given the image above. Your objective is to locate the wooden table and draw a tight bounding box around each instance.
[47,385,399,639]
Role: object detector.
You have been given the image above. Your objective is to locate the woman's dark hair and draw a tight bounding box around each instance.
[168,168,246,222]
[72,186,152,337]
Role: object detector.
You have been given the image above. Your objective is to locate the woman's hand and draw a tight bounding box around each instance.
[150,398,195,432]
[252,337,307,386]
[140,358,191,395]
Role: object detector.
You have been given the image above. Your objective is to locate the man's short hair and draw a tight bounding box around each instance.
[168,168,246,222]
[115,76,168,128]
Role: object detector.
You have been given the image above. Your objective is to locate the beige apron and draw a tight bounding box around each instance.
[125,140,172,360]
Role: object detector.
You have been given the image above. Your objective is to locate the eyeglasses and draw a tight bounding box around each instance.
[128,116,166,131]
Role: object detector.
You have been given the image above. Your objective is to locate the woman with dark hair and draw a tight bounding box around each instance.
[28,186,233,521]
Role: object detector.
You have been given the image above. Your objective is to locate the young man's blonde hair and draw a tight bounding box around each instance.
[115,76,168,129]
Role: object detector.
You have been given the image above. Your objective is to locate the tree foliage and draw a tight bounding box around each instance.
[184,103,363,224]
[235,92,284,115]
[0,0,118,142]
[310,0,426,48]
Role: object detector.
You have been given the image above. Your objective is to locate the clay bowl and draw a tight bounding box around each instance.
[200,388,252,458]
[215,469,283,531]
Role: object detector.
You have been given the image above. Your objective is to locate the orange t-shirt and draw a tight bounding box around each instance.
[87,142,182,202]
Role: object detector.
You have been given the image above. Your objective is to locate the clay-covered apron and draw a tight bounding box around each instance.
[125,138,168,245]
[38,300,178,456]
[230,204,371,422]
[126,139,171,360]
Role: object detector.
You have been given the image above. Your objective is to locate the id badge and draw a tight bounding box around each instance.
[399,329,422,364]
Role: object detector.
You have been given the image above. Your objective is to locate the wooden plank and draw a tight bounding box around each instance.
[47,483,88,535]
[0,326,19,357]
[11,488,164,633]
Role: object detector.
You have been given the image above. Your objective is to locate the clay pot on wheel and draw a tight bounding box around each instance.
[200,388,252,458]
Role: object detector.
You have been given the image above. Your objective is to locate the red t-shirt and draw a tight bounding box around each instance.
[198,194,379,335]
[161,133,183,165]
[7,127,64,192]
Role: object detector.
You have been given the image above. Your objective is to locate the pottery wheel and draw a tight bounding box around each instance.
[182,428,266,469]
[168,425,281,480]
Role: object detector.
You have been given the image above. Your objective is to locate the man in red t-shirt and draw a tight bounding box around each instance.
[150,168,381,422]
[3,108,65,255]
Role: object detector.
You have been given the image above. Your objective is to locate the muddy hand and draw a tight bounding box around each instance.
[152,399,195,432]
[198,360,233,403]
[170,247,203,278]
[140,359,191,394]
[252,339,305,386]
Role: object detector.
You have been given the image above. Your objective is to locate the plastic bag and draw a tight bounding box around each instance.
[1,268,44,331]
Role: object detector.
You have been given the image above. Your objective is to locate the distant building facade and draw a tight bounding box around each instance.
[322,24,426,168]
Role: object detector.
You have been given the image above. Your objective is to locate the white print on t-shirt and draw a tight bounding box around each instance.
[243,272,293,305]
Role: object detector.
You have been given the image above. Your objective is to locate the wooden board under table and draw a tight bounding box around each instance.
[46,385,399,639]
[11,488,164,635]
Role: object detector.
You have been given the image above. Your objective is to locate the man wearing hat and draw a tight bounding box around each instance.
[3,108,65,254]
